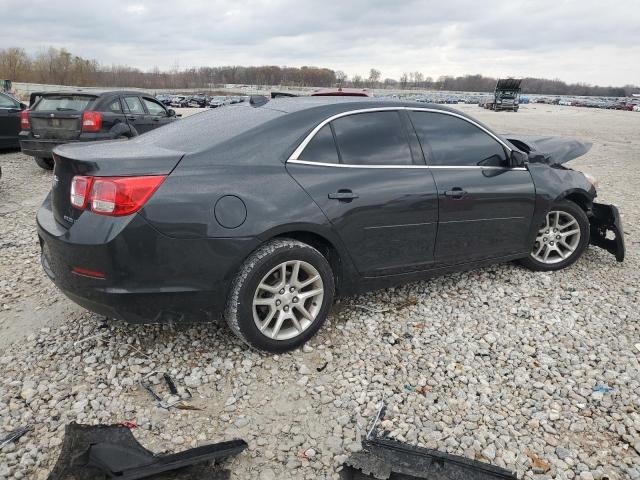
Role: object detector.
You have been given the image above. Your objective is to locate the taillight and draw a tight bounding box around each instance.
[81,111,102,132]
[70,176,93,209]
[20,110,30,130]
[70,175,166,216]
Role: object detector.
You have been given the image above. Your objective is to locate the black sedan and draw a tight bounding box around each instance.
[37,97,625,352]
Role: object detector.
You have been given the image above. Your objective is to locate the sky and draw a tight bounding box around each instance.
[2,0,639,86]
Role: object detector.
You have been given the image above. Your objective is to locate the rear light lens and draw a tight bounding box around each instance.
[70,175,166,216]
[81,111,102,132]
[20,110,30,130]
[71,266,105,279]
[70,176,93,209]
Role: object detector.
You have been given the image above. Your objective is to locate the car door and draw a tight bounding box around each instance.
[0,93,22,148]
[142,97,175,130]
[287,109,439,277]
[408,110,535,265]
[122,96,152,134]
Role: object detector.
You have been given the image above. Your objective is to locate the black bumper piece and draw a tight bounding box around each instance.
[47,423,247,479]
[590,202,625,262]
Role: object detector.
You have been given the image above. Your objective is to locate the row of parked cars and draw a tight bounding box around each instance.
[156,93,247,108]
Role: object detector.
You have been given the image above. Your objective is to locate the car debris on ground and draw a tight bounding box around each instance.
[46,423,246,480]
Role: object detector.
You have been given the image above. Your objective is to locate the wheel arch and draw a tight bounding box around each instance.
[555,188,593,213]
[258,225,352,294]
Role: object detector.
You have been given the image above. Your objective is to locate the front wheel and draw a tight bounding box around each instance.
[519,200,590,271]
[225,238,335,353]
[34,157,54,170]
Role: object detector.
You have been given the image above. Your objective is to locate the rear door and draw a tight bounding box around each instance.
[0,93,21,148]
[122,95,152,134]
[408,110,535,265]
[287,109,439,277]
[142,97,174,130]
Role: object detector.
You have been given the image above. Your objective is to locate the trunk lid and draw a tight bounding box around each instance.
[30,94,96,141]
[51,140,184,228]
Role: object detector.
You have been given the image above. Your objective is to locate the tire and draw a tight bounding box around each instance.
[34,157,54,170]
[519,200,590,271]
[225,238,335,353]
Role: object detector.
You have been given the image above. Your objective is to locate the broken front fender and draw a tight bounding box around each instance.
[590,203,625,262]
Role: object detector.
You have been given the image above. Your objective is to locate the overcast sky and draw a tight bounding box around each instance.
[3,0,639,86]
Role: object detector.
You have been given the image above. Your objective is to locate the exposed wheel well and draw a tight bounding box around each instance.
[560,191,592,213]
[272,231,343,292]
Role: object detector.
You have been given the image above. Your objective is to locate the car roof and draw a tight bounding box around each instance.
[40,90,153,97]
[259,95,466,116]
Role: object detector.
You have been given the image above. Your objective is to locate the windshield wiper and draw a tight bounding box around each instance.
[56,107,76,111]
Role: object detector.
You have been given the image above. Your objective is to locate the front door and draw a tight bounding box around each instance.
[408,110,536,265]
[288,110,439,277]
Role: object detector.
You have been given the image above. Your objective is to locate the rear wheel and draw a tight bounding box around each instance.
[225,238,334,352]
[34,157,54,170]
[519,200,589,271]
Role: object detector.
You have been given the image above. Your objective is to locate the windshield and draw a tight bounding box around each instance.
[34,95,94,112]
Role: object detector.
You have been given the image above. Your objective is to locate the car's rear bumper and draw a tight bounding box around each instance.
[37,194,261,323]
[19,132,114,159]
[589,202,625,262]
[20,138,75,158]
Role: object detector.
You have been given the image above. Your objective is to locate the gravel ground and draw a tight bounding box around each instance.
[0,104,639,480]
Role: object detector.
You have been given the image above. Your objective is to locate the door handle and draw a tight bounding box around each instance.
[127,116,136,121]
[152,117,160,122]
[444,187,467,199]
[328,190,359,201]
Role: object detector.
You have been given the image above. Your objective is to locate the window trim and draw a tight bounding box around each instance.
[288,107,525,171]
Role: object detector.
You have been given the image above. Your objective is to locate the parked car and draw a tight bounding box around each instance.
[37,98,624,352]
[170,95,190,108]
[0,91,26,149]
[208,96,228,108]
[187,94,209,108]
[19,90,178,170]
[156,94,173,106]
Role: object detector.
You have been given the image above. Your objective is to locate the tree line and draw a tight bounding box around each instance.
[1,46,636,97]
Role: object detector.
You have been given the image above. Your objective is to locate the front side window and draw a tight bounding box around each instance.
[123,96,145,114]
[298,124,339,164]
[143,98,167,116]
[409,111,508,167]
[331,111,412,165]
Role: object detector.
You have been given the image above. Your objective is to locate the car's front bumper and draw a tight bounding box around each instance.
[589,202,625,262]
[37,194,260,323]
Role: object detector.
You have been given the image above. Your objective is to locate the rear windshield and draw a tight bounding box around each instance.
[34,95,95,112]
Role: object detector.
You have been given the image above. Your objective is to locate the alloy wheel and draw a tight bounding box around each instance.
[531,210,581,264]
[252,260,324,340]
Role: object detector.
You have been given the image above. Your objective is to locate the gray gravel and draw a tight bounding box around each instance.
[0,104,639,479]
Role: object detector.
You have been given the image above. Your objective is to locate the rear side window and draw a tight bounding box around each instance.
[123,96,145,114]
[409,111,508,167]
[33,95,93,112]
[298,125,339,164]
[108,100,122,113]
[143,98,167,116]
[331,111,412,165]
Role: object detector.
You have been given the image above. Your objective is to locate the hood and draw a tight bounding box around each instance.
[504,134,592,165]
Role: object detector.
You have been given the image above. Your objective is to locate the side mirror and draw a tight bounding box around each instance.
[20,102,27,110]
[167,109,176,117]
[510,150,528,167]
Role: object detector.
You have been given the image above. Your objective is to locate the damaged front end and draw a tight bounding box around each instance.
[590,203,625,262]
[506,134,625,263]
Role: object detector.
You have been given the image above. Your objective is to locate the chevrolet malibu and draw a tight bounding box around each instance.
[37,97,625,352]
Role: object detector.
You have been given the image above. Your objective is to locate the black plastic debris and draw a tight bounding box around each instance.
[341,438,518,480]
[0,425,32,449]
[47,423,247,480]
